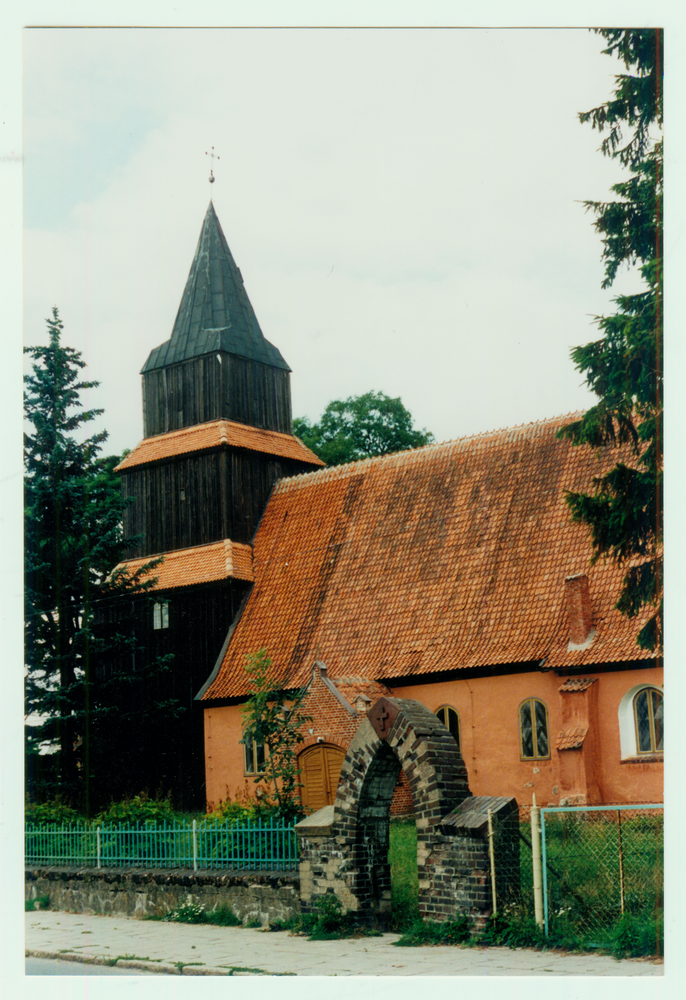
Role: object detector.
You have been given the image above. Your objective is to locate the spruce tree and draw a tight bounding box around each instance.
[24,309,177,811]
[558,29,663,650]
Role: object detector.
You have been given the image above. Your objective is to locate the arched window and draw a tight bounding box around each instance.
[519,698,550,759]
[618,684,664,759]
[435,705,460,749]
[634,688,663,754]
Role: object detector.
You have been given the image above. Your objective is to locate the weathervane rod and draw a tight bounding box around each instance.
[205,146,220,184]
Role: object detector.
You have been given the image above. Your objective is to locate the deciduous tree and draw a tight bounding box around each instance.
[240,649,310,820]
[294,390,434,466]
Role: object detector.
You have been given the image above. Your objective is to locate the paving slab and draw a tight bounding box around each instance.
[25,910,663,977]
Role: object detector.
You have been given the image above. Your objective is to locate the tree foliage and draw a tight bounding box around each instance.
[24,309,179,812]
[240,649,310,820]
[294,390,434,466]
[558,29,662,650]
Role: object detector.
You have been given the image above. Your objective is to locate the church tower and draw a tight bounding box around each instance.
[113,202,323,806]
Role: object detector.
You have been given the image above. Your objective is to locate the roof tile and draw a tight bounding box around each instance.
[115,419,325,471]
[556,726,588,750]
[202,413,658,701]
[114,539,254,589]
[558,677,598,692]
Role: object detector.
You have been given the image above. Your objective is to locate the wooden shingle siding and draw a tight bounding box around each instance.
[121,448,316,557]
[142,353,292,437]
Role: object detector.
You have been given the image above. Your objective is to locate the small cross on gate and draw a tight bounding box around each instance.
[378,705,390,732]
[205,146,220,184]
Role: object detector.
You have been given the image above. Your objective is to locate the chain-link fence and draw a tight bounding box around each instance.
[488,803,663,948]
[540,805,663,939]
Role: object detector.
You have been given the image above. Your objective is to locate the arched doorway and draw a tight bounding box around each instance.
[296,696,518,928]
[299,743,346,813]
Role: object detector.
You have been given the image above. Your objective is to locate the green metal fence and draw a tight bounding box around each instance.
[540,804,663,938]
[25,817,299,871]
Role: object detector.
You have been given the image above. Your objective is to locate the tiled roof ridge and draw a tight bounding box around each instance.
[114,538,254,589]
[272,409,587,493]
[136,417,313,450]
[122,538,253,561]
[115,418,323,471]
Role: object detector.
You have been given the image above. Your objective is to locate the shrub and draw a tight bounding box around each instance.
[25,895,50,912]
[94,792,177,826]
[25,798,82,825]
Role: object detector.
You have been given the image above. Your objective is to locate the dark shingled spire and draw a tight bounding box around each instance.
[142,201,290,373]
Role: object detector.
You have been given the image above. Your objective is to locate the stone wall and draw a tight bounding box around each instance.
[25,867,300,926]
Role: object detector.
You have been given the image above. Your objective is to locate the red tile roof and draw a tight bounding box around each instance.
[556,726,588,751]
[558,677,598,692]
[115,420,325,471]
[334,677,391,707]
[114,540,254,590]
[202,413,658,701]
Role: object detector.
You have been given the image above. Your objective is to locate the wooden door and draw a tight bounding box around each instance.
[299,744,346,813]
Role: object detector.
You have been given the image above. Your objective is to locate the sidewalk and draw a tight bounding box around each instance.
[26,910,663,976]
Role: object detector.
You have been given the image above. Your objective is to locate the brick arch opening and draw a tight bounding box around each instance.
[336,697,471,919]
[296,696,519,928]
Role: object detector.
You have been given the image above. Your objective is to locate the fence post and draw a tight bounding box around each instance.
[530,794,544,929]
[192,820,198,872]
[487,808,497,916]
[96,827,101,870]
[617,809,626,915]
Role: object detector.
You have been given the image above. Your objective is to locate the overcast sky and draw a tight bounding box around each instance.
[22,25,652,456]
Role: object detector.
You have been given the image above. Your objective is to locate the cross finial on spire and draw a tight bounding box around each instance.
[205,146,220,184]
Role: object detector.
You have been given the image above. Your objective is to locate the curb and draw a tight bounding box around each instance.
[25,949,250,976]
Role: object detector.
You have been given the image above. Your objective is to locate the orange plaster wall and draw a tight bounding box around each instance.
[591,667,664,804]
[391,673,564,809]
[204,704,268,809]
[204,665,663,812]
[391,665,663,808]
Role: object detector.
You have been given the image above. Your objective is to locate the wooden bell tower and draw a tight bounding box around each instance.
[113,202,323,806]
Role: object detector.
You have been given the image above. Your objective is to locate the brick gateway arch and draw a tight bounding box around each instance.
[296,697,519,928]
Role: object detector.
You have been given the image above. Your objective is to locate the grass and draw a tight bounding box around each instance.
[387,816,662,957]
[389,819,420,931]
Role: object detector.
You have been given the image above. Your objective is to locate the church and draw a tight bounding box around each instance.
[115,201,663,814]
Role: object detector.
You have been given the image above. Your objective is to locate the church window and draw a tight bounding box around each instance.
[244,738,265,775]
[435,705,461,749]
[153,600,169,630]
[618,684,664,759]
[634,688,663,754]
[519,698,549,759]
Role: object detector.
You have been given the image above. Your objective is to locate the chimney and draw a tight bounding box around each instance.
[565,574,594,648]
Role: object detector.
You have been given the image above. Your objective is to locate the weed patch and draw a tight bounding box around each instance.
[393,916,471,947]
[161,902,243,927]
[164,902,207,924]
[25,895,50,912]
[204,907,242,927]
[280,895,381,940]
